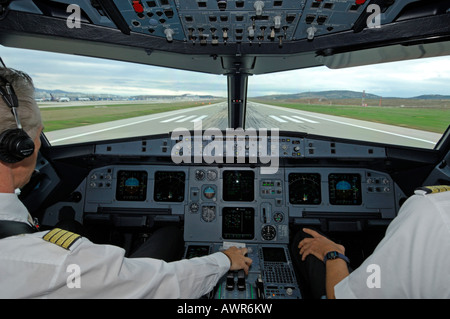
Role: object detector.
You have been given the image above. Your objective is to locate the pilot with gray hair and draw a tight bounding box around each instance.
[0,67,252,298]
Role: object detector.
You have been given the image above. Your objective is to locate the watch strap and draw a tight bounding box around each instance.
[323,251,350,264]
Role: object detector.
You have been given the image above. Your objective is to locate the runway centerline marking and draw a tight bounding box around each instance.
[175,115,197,122]
[292,115,319,124]
[270,115,288,123]
[281,115,303,123]
[161,115,185,123]
[191,115,208,122]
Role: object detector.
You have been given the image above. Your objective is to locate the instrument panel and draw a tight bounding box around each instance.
[46,161,401,243]
[40,134,404,244]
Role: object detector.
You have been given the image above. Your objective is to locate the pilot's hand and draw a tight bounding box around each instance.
[223,247,253,275]
[298,228,345,262]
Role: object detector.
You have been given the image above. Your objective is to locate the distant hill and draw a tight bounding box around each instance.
[255,90,381,100]
[254,90,450,100]
[412,94,450,100]
[35,88,74,94]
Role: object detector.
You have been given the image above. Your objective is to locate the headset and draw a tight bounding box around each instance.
[0,75,35,163]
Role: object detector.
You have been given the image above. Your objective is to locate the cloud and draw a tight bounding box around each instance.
[2,45,450,98]
[249,56,450,98]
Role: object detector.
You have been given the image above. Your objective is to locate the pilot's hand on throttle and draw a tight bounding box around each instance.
[223,247,253,275]
[298,228,345,262]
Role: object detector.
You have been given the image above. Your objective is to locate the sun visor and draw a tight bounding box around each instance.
[322,40,450,69]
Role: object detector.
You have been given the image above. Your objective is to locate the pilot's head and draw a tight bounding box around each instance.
[0,68,43,190]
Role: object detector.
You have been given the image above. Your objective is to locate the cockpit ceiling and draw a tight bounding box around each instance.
[1,0,450,74]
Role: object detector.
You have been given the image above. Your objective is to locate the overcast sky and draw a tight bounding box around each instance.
[1,45,450,98]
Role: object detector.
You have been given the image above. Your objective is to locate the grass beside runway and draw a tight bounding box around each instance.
[40,99,449,134]
[40,101,221,131]
[251,100,450,134]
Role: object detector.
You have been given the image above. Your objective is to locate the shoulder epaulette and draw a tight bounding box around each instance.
[43,228,81,250]
[415,185,450,196]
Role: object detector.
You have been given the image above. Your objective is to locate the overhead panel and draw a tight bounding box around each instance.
[112,0,186,41]
[297,0,369,41]
[109,0,421,46]
[175,0,307,45]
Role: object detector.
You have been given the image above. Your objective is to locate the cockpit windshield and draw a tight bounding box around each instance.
[2,45,448,149]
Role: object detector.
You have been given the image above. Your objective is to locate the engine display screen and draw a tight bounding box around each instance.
[222,207,255,240]
[328,173,362,205]
[116,170,148,201]
[223,170,255,202]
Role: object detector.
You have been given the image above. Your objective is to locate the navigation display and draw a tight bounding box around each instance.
[154,171,186,202]
[328,173,362,205]
[116,170,148,201]
[288,173,321,205]
[223,170,255,202]
[222,207,255,240]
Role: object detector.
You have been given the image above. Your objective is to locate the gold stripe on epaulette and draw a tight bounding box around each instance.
[416,185,450,195]
[43,228,81,250]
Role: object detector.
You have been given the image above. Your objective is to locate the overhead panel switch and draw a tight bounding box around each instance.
[254,1,265,16]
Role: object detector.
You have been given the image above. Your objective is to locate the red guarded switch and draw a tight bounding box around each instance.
[132,1,144,13]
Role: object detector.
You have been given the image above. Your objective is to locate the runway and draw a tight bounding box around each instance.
[45,101,442,149]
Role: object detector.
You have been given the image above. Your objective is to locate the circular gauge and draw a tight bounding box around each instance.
[203,186,216,199]
[288,173,321,205]
[195,169,205,181]
[201,206,216,222]
[261,225,276,241]
[273,212,284,223]
[189,202,199,213]
[206,170,218,181]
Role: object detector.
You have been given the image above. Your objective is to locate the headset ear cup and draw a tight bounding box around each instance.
[0,129,35,164]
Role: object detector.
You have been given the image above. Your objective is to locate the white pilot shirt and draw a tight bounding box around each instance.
[335,190,450,298]
[0,193,230,299]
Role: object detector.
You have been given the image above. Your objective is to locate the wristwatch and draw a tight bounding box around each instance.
[323,251,350,264]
